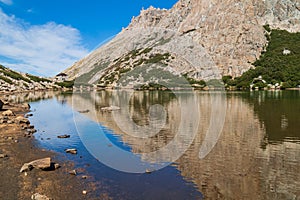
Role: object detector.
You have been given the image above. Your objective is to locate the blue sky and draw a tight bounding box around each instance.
[0,0,177,76]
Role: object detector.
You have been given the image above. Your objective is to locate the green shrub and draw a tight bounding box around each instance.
[27,74,51,83]
[226,29,300,89]
[56,80,74,88]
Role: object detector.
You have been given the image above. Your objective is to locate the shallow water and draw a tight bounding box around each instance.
[19,90,300,199]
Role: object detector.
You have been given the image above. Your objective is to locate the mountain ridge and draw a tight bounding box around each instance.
[64,0,300,88]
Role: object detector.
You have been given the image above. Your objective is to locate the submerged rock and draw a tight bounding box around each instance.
[20,157,51,172]
[78,109,90,113]
[65,148,77,154]
[31,193,50,200]
[57,134,70,138]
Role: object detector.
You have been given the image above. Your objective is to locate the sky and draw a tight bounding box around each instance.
[0,0,177,76]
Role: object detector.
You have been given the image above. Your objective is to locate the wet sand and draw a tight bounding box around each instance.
[0,101,104,200]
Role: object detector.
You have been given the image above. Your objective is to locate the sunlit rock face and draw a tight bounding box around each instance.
[65,0,300,83]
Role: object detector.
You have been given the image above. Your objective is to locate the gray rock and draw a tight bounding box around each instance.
[31,193,50,200]
[20,157,51,172]
[65,148,77,154]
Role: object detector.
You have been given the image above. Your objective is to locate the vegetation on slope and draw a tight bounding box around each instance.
[224,27,300,89]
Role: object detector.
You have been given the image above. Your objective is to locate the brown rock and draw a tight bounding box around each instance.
[20,157,51,172]
[2,110,15,116]
[22,103,31,110]
[15,116,30,124]
[57,134,70,138]
[69,169,77,175]
[65,149,77,154]
[31,193,50,200]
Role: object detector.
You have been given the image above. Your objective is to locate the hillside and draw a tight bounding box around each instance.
[63,0,300,89]
[0,64,70,92]
[224,28,300,89]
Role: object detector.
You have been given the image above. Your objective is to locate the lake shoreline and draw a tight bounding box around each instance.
[0,101,97,200]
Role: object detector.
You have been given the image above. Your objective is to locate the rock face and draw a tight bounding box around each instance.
[64,0,300,87]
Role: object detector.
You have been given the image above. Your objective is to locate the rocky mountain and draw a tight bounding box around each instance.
[65,0,300,88]
[0,64,65,92]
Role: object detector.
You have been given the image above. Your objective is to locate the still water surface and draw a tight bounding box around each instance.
[5,90,299,199]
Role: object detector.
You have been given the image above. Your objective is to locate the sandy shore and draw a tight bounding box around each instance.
[0,101,103,200]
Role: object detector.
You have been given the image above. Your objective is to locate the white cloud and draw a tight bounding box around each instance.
[0,9,89,76]
[0,0,12,5]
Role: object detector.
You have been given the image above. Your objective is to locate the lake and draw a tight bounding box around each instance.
[4,90,299,199]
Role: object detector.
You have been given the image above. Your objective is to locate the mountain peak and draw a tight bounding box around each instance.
[65,0,300,88]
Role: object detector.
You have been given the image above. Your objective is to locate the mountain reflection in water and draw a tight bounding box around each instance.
[10,90,299,199]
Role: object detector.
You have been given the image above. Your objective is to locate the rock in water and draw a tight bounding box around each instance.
[22,103,31,110]
[31,193,50,200]
[65,148,77,154]
[20,157,51,172]
[57,134,70,138]
[0,100,3,110]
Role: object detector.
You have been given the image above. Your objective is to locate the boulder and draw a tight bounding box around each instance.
[22,103,31,110]
[20,157,51,172]
[2,110,15,116]
[15,116,30,124]
[0,100,3,110]
[31,193,50,200]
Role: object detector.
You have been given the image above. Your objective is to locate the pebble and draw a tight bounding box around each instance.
[82,190,87,195]
[54,163,60,169]
[0,154,8,158]
[69,169,77,175]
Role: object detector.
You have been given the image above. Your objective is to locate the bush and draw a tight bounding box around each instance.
[226,29,300,89]
[56,80,74,88]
